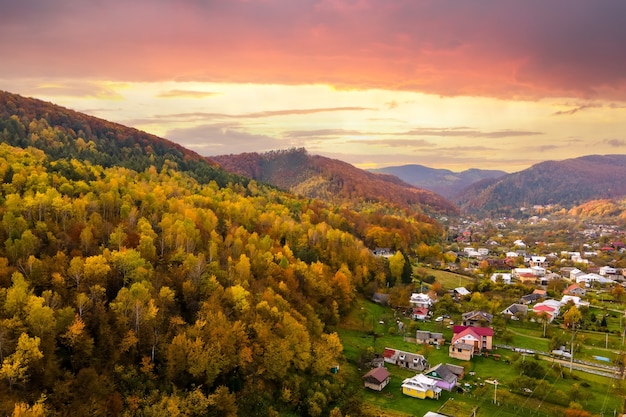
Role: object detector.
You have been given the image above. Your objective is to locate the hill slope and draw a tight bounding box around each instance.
[0,90,243,187]
[212,148,459,216]
[370,164,506,199]
[0,90,446,415]
[456,155,626,216]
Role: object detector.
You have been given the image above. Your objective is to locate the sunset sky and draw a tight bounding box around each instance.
[2,0,626,172]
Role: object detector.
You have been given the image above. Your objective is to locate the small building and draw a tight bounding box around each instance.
[383,348,398,364]
[397,351,429,371]
[454,287,471,298]
[424,363,458,391]
[462,311,493,327]
[362,367,391,391]
[401,374,442,399]
[449,342,474,361]
[372,248,393,257]
[520,293,542,304]
[412,307,429,321]
[415,331,445,346]
[491,272,512,284]
[563,283,586,297]
[501,303,528,319]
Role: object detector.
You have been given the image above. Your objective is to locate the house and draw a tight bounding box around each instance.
[424,363,458,391]
[362,367,391,391]
[560,295,590,308]
[410,293,433,308]
[401,374,442,399]
[532,304,557,322]
[372,248,393,257]
[415,331,445,346]
[501,303,528,319]
[491,272,512,284]
[449,342,474,361]
[519,273,538,284]
[412,307,429,320]
[576,273,615,287]
[383,348,398,364]
[530,256,548,268]
[383,347,429,371]
[599,266,617,276]
[454,287,471,298]
[532,299,561,322]
[530,266,546,277]
[563,283,586,297]
[396,351,429,371]
[449,326,493,360]
[540,272,561,285]
[461,311,493,327]
[520,293,542,304]
[568,268,584,281]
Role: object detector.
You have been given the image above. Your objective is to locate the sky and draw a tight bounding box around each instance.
[1,0,626,173]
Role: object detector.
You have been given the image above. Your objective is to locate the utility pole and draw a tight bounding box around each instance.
[570,325,576,374]
[493,380,498,404]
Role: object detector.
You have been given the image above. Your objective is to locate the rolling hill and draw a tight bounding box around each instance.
[212,148,459,216]
[455,155,626,216]
[370,164,506,199]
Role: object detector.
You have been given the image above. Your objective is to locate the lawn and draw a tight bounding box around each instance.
[339,297,625,416]
[418,266,475,289]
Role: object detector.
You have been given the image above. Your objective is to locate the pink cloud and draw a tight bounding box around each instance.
[2,1,626,100]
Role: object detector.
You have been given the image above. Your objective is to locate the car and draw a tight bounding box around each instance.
[435,316,444,322]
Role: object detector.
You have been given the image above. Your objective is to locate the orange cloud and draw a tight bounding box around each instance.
[2,1,626,101]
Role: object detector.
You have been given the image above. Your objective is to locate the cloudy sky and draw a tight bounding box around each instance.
[2,0,626,172]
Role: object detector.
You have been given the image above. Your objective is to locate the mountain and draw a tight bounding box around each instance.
[0,91,449,415]
[0,90,243,188]
[370,164,506,199]
[212,148,459,216]
[455,155,626,216]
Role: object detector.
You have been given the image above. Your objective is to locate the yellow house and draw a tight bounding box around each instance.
[401,374,441,399]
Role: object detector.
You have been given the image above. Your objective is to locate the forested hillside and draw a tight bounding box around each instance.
[212,148,459,216]
[456,155,626,216]
[0,91,442,416]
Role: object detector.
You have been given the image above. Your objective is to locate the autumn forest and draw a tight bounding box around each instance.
[0,91,443,416]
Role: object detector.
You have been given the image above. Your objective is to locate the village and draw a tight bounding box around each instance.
[350,215,626,417]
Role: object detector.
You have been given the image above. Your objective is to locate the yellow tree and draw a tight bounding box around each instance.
[0,333,43,389]
[388,251,405,286]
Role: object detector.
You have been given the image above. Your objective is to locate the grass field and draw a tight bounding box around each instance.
[339,297,625,416]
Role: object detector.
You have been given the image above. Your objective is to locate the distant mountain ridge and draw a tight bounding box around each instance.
[369,164,506,199]
[455,155,626,216]
[212,148,459,215]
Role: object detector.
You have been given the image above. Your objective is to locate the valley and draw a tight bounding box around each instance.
[1,90,626,416]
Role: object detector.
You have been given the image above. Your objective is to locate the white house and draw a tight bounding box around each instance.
[477,248,489,256]
[491,273,512,284]
[530,256,548,268]
[560,295,590,308]
[530,266,546,277]
[576,273,615,287]
[454,287,471,297]
[569,268,584,281]
[599,266,617,276]
[410,293,433,308]
[513,239,526,248]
